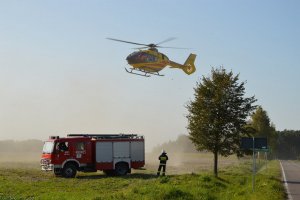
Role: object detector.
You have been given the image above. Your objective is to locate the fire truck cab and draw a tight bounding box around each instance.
[41,134,145,178]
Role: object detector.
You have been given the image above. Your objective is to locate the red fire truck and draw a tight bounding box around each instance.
[40,134,145,178]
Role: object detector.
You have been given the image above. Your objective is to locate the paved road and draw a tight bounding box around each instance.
[280,160,300,200]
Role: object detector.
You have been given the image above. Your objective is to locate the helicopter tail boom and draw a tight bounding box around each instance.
[169,53,196,75]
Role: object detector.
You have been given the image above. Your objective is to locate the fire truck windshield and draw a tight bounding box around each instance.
[42,141,54,154]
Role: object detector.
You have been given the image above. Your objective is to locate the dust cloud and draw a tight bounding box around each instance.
[0,71,190,152]
[145,135,239,174]
[145,152,239,175]
[0,135,240,174]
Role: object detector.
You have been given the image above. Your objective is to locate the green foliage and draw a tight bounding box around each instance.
[186,67,256,176]
[247,107,300,160]
[248,106,278,158]
[0,160,285,200]
[251,106,272,136]
[277,130,300,159]
[163,188,194,200]
[159,176,170,183]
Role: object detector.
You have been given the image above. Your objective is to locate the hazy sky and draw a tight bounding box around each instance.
[1,1,300,150]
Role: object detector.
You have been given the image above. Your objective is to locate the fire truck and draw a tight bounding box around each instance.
[40,134,145,178]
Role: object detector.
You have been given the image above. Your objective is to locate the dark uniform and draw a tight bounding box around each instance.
[157,151,168,176]
[58,142,68,152]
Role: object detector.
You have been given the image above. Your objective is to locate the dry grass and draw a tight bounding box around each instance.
[146,152,240,174]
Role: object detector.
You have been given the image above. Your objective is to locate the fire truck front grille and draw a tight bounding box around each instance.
[40,159,53,171]
[40,159,50,165]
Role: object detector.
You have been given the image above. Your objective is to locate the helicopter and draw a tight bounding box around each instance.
[107,37,197,77]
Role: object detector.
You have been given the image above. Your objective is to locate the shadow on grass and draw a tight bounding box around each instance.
[76,173,158,180]
[217,176,230,184]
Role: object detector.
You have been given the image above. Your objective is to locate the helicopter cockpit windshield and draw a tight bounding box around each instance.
[126,52,158,64]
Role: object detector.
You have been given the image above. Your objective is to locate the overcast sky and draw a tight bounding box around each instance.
[1,1,300,150]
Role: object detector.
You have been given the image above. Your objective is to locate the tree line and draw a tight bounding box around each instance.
[276,130,300,159]
[152,128,300,161]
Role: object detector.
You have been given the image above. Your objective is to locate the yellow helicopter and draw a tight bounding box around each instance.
[107,37,197,77]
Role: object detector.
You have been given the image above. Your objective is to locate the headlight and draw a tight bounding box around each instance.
[41,159,51,165]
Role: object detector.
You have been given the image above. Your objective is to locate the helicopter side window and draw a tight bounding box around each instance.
[127,52,142,64]
[139,53,147,62]
[146,56,151,62]
[146,54,155,62]
[128,52,157,63]
[132,53,141,63]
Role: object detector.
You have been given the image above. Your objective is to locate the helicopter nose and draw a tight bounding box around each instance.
[126,53,138,64]
[126,55,132,63]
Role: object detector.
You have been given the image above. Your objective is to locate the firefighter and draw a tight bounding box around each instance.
[58,142,68,152]
[157,150,168,176]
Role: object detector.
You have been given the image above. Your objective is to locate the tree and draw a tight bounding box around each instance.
[250,106,277,157]
[186,67,256,177]
[251,106,272,136]
[277,130,300,159]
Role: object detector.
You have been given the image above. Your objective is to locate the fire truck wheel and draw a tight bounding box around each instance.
[115,162,129,176]
[62,164,77,178]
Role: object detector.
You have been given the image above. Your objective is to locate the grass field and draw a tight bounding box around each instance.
[0,153,286,200]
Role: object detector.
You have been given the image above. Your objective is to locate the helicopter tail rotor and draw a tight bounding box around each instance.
[182,54,196,75]
[169,54,196,75]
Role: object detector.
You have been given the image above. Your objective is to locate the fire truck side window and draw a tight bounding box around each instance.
[76,142,85,151]
[57,142,69,152]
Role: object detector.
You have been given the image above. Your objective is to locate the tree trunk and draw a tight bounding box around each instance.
[214,151,218,177]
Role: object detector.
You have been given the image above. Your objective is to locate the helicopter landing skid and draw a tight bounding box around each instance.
[125,68,164,77]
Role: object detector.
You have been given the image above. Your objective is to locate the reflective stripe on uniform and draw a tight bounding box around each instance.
[160,157,167,161]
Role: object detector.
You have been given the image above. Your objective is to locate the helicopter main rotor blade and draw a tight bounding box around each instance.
[133,47,148,50]
[157,46,191,50]
[107,37,189,49]
[106,38,148,46]
[156,37,176,46]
